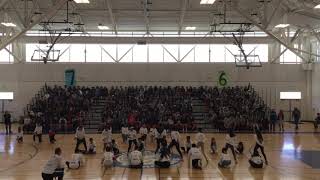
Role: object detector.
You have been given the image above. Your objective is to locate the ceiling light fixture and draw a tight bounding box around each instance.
[314,4,320,8]
[1,22,16,27]
[200,0,216,4]
[73,0,90,3]
[98,24,109,30]
[275,24,290,28]
[185,26,196,30]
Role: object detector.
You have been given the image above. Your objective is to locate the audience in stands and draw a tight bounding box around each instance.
[25,84,269,133]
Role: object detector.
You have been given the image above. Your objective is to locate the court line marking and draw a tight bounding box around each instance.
[0,143,39,173]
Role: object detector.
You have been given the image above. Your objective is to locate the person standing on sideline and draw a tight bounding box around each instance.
[292,107,301,130]
[270,109,277,132]
[314,113,320,129]
[74,125,87,153]
[4,111,12,135]
[41,147,64,180]
[253,127,268,165]
[278,110,285,132]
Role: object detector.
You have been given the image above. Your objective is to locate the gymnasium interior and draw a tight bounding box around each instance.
[1,0,320,179]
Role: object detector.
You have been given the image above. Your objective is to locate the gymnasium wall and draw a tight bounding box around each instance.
[0,63,309,121]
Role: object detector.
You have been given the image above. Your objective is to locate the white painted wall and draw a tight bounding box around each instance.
[0,63,309,121]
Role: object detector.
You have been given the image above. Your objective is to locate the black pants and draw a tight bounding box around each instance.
[17,137,23,143]
[33,134,42,142]
[225,143,237,161]
[5,121,11,134]
[249,160,263,168]
[168,140,183,158]
[49,135,56,143]
[141,134,147,141]
[130,163,143,168]
[155,138,162,153]
[253,143,267,163]
[270,122,276,132]
[128,139,137,152]
[41,170,64,180]
[192,159,201,169]
[155,161,170,168]
[75,138,87,152]
[181,147,191,153]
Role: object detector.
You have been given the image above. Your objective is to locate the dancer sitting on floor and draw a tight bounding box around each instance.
[129,146,143,168]
[101,146,114,168]
[155,140,171,168]
[218,147,231,168]
[65,150,85,170]
[248,149,264,168]
[188,144,203,169]
[88,138,97,154]
[74,125,87,153]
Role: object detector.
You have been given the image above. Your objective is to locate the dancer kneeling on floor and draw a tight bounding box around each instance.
[88,138,97,154]
[41,147,64,180]
[101,146,114,168]
[155,140,171,168]
[129,146,143,168]
[218,147,231,168]
[188,144,203,169]
[65,150,85,169]
[249,149,264,168]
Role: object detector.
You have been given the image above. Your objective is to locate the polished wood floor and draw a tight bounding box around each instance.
[1,122,320,180]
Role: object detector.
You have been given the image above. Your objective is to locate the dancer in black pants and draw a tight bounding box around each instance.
[168,128,183,159]
[155,127,166,154]
[155,141,171,168]
[41,147,64,180]
[75,126,87,153]
[253,127,268,165]
[127,127,138,153]
[225,129,237,164]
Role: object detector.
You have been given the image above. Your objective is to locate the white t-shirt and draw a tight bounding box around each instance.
[195,133,206,143]
[75,127,85,139]
[188,147,202,160]
[130,150,143,165]
[34,125,42,135]
[171,131,180,142]
[102,129,112,143]
[103,152,114,166]
[69,153,84,169]
[226,134,237,146]
[121,127,129,135]
[139,127,148,135]
[220,153,231,162]
[155,129,166,139]
[42,155,64,174]
[251,156,263,164]
[89,141,96,152]
[17,131,23,139]
[128,130,137,141]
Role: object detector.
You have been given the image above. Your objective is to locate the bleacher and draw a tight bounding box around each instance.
[24,85,270,133]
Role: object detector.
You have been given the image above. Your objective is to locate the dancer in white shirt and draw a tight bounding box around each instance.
[195,128,206,155]
[188,144,203,169]
[155,127,167,153]
[16,126,23,143]
[33,123,43,143]
[121,125,129,143]
[218,147,231,168]
[102,126,112,151]
[65,150,85,169]
[74,125,87,153]
[129,146,143,168]
[168,128,183,159]
[41,148,64,180]
[101,146,114,168]
[225,129,237,164]
[127,127,138,153]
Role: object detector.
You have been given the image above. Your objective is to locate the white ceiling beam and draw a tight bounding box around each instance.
[229,0,309,62]
[178,0,188,34]
[20,35,274,44]
[264,0,284,28]
[0,0,68,51]
[143,0,151,34]
[8,0,27,28]
[105,0,117,34]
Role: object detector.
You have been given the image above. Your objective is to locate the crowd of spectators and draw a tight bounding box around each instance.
[24,84,269,133]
